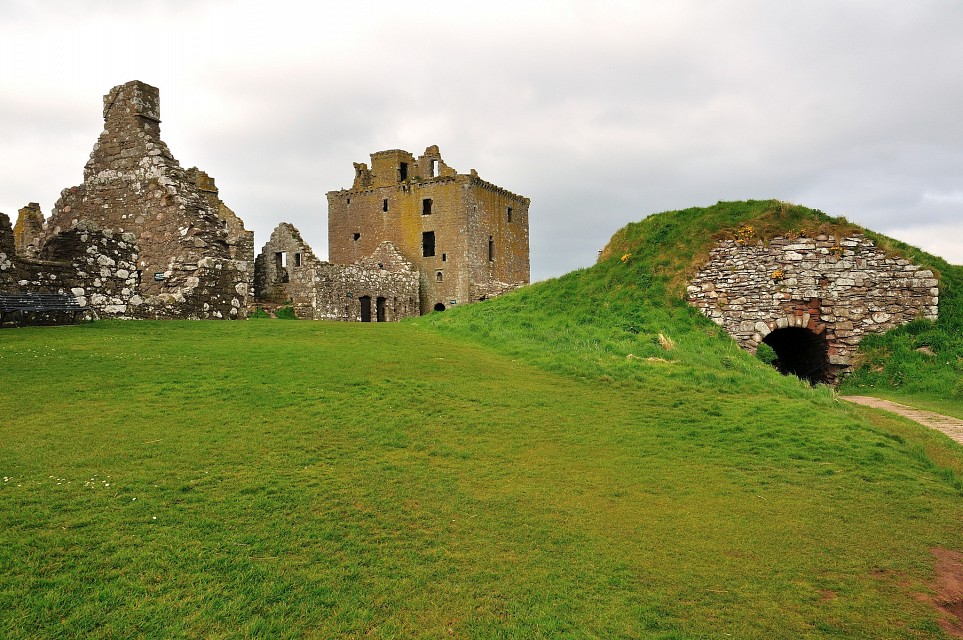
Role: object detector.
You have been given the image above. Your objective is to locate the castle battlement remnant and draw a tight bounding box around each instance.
[326,145,530,313]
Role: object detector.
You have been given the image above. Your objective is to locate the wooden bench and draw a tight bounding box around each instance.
[0,293,91,326]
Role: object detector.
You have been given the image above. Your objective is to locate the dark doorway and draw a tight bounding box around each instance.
[763,327,831,384]
[376,297,386,322]
[359,296,372,322]
[433,303,446,312]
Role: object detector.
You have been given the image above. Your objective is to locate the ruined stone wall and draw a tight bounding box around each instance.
[0,212,19,291]
[327,146,529,313]
[188,167,255,301]
[465,176,531,302]
[308,248,420,322]
[34,80,249,318]
[13,203,44,255]
[255,223,419,321]
[687,233,939,376]
[1,211,244,320]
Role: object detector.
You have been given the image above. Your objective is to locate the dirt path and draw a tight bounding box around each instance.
[843,396,963,446]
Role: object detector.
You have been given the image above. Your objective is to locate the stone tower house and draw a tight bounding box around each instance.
[326,146,530,313]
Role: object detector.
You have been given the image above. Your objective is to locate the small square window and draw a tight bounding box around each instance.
[353,232,360,241]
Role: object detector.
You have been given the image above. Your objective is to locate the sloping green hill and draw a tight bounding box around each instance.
[2,201,962,638]
[426,199,963,413]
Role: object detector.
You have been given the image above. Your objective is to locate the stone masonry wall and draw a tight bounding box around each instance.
[0,212,19,292]
[327,145,529,313]
[35,80,249,319]
[687,233,939,377]
[255,223,419,321]
[13,203,44,255]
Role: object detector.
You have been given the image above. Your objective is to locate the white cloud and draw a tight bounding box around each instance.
[1,0,962,279]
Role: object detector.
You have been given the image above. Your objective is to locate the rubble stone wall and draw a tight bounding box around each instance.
[687,233,940,378]
[255,223,419,321]
[32,80,250,319]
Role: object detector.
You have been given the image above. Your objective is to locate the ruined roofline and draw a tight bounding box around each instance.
[325,172,530,203]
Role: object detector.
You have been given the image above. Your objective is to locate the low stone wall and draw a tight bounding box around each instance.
[687,233,939,378]
[1,214,248,321]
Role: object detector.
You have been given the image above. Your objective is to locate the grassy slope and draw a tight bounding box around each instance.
[2,200,962,638]
[2,320,962,639]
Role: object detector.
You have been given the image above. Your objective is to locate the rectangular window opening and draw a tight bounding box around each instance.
[382,198,389,212]
[441,253,447,262]
[294,253,302,267]
[399,162,408,181]
[422,231,436,257]
[430,159,438,177]
[507,206,513,222]
[488,236,494,262]
[422,198,433,215]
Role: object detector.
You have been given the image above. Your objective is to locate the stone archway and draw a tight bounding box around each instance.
[763,327,832,384]
[687,232,939,384]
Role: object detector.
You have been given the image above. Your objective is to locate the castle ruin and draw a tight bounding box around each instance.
[1,80,254,320]
[326,146,530,313]
[254,223,419,321]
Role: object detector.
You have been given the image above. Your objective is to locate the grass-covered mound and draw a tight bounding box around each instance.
[428,199,962,414]
[2,200,961,637]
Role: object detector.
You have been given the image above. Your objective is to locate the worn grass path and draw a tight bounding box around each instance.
[843,396,963,446]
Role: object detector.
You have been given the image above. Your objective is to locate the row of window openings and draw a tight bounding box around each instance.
[398,160,438,182]
[274,252,302,268]
[422,232,495,263]
[348,197,512,223]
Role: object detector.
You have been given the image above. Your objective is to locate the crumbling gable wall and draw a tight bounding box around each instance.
[687,233,939,381]
[35,80,249,319]
[254,223,419,321]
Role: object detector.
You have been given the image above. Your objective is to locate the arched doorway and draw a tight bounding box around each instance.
[762,327,831,384]
[433,302,446,312]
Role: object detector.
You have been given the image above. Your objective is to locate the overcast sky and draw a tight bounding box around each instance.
[2,0,961,280]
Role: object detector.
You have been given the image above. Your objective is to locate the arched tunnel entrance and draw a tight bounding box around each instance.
[763,327,832,385]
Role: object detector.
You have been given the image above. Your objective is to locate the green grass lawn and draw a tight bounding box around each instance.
[3,319,963,638]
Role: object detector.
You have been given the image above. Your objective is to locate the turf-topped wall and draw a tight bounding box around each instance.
[688,232,939,383]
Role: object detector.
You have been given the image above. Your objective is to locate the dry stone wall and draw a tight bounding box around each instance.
[687,233,939,380]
